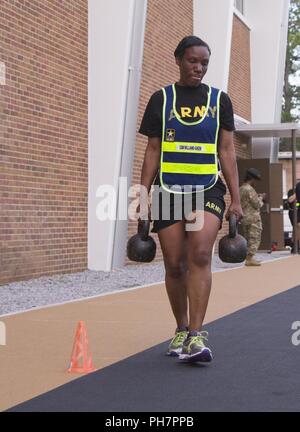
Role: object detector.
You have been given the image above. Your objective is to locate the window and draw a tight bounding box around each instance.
[234,0,245,15]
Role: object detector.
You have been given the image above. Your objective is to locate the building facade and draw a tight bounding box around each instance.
[0,0,290,283]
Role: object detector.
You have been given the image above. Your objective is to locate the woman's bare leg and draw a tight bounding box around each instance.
[158,220,189,329]
[186,211,220,331]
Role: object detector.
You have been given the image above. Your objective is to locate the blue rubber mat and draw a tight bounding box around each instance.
[7,286,300,412]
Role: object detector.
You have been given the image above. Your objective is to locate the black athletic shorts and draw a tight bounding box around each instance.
[151,181,226,233]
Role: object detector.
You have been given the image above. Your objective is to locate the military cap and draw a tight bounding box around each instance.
[246,167,261,180]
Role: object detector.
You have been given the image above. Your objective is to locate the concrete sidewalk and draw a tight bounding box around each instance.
[0,250,292,316]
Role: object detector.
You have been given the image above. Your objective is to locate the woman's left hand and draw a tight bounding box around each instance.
[225,202,244,223]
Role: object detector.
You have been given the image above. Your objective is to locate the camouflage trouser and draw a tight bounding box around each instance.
[240,222,262,257]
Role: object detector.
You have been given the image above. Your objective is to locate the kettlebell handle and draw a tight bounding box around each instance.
[229,214,237,238]
[138,219,150,241]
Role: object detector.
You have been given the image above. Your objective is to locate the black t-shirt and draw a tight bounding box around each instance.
[139,82,235,138]
[139,82,234,196]
[296,182,300,203]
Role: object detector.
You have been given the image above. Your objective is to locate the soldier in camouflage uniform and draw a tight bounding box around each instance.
[239,168,265,266]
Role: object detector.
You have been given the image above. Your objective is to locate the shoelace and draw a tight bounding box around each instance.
[188,331,209,346]
[173,331,188,346]
[197,330,209,340]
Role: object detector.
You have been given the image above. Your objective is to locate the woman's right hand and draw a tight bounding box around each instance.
[225,202,244,223]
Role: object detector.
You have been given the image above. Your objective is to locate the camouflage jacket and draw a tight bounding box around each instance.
[239,183,263,225]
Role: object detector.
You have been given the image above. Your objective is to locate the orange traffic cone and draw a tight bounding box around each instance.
[68,321,96,374]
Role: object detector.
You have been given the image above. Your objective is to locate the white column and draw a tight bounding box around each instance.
[88,0,136,271]
[111,0,148,268]
[246,0,290,160]
[246,0,290,123]
[193,0,234,91]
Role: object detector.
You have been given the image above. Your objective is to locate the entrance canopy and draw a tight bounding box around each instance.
[235,122,300,138]
[234,123,300,184]
[235,122,300,253]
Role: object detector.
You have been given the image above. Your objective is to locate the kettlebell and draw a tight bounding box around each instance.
[127,220,156,263]
[218,214,247,263]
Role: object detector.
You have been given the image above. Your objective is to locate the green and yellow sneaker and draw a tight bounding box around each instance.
[166,329,189,357]
[179,330,213,363]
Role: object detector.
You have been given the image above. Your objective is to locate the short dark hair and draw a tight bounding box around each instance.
[174,36,211,59]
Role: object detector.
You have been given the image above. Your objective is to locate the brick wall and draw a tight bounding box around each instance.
[215,134,251,249]
[126,0,193,265]
[228,14,252,121]
[0,0,88,284]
